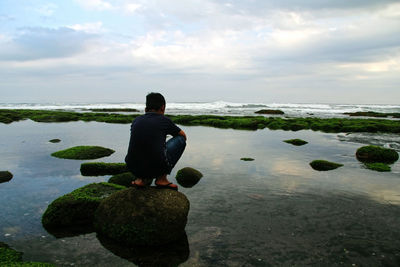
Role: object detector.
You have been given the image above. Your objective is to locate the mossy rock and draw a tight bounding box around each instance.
[48,139,61,143]
[0,171,13,183]
[51,146,114,160]
[255,109,284,115]
[310,160,343,171]
[42,182,125,229]
[364,162,391,172]
[1,262,56,266]
[94,187,190,246]
[80,162,128,176]
[240,157,255,161]
[356,145,399,163]
[108,172,136,187]
[176,167,203,188]
[0,242,23,263]
[284,139,308,146]
[89,108,139,112]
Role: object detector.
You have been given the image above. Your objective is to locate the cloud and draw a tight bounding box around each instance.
[0,27,96,61]
[67,22,104,34]
[74,0,113,11]
[34,3,58,17]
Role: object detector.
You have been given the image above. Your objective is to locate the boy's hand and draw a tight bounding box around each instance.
[178,130,187,141]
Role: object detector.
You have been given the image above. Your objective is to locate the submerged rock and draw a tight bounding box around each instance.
[284,139,308,146]
[94,187,190,246]
[108,172,136,187]
[310,160,343,171]
[364,162,391,172]
[176,167,203,188]
[42,182,125,230]
[356,145,399,163]
[0,171,13,183]
[51,146,114,160]
[255,109,284,115]
[97,232,189,267]
[80,162,128,176]
[49,139,61,143]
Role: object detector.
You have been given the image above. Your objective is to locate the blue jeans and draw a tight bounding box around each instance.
[165,135,186,174]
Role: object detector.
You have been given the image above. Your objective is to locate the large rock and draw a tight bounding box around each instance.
[0,171,13,183]
[176,167,203,188]
[42,182,125,230]
[356,145,399,163]
[94,187,190,246]
[80,162,128,176]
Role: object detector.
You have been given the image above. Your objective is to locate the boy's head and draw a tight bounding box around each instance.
[146,92,166,112]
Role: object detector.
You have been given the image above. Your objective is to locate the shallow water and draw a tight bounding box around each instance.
[1,120,400,266]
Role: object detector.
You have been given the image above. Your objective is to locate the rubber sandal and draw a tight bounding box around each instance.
[131,181,146,189]
[155,182,178,191]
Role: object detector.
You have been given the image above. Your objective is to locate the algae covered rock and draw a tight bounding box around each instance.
[364,162,391,172]
[49,139,61,143]
[51,146,114,160]
[0,242,22,263]
[284,139,308,146]
[356,145,399,163]
[310,160,343,171]
[0,241,55,266]
[94,187,190,246]
[240,157,255,161]
[255,109,284,115]
[80,162,128,176]
[108,172,136,187]
[176,167,203,188]
[42,182,125,229]
[0,171,13,183]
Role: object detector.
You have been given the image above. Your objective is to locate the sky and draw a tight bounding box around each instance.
[0,0,399,104]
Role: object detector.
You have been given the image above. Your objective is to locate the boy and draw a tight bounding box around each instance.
[125,93,187,190]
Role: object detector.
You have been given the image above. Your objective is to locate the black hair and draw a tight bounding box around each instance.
[146,92,166,111]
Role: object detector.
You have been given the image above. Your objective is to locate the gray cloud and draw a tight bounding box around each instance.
[0,27,96,61]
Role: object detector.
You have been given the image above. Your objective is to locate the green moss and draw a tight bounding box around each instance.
[89,108,139,112]
[2,262,56,266]
[2,109,400,134]
[48,139,61,143]
[0,171,13,183]
[51,146,114,160]
[356,145,399,163]
[240,158,255,161]
[255,109,284,115]
[0,244,23,263]
[176,167,203,188]
[108,172,136,187]
[344,111,400,118]
[42,182,125,229]
[364,162,391,172]
[310,160,343,171]
[80,162,128,176]
[284,139,308,146]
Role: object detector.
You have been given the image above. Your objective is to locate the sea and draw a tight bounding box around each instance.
[1,101,400,118]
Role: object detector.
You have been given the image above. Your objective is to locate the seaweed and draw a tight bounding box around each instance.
[364,162,391,172]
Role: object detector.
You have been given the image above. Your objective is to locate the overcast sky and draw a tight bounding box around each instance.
[0,0,399,104]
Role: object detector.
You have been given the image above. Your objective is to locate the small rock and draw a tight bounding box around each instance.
[176,167,203,188]
[108,172,136,187]
[255,109,284,115]
[0,171,13,183]
[310,160,343,171]
[240,158,254,161]
[49,139,61,143]
[284,139,308,146]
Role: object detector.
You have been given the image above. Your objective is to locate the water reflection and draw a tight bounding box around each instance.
[97,232,190,267]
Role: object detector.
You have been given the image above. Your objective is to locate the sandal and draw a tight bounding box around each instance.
[155,182,178,191]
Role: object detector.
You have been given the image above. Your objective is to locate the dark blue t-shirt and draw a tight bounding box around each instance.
[125,112,181,178]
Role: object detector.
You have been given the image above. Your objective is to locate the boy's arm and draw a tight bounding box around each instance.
[178,130,187,141]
